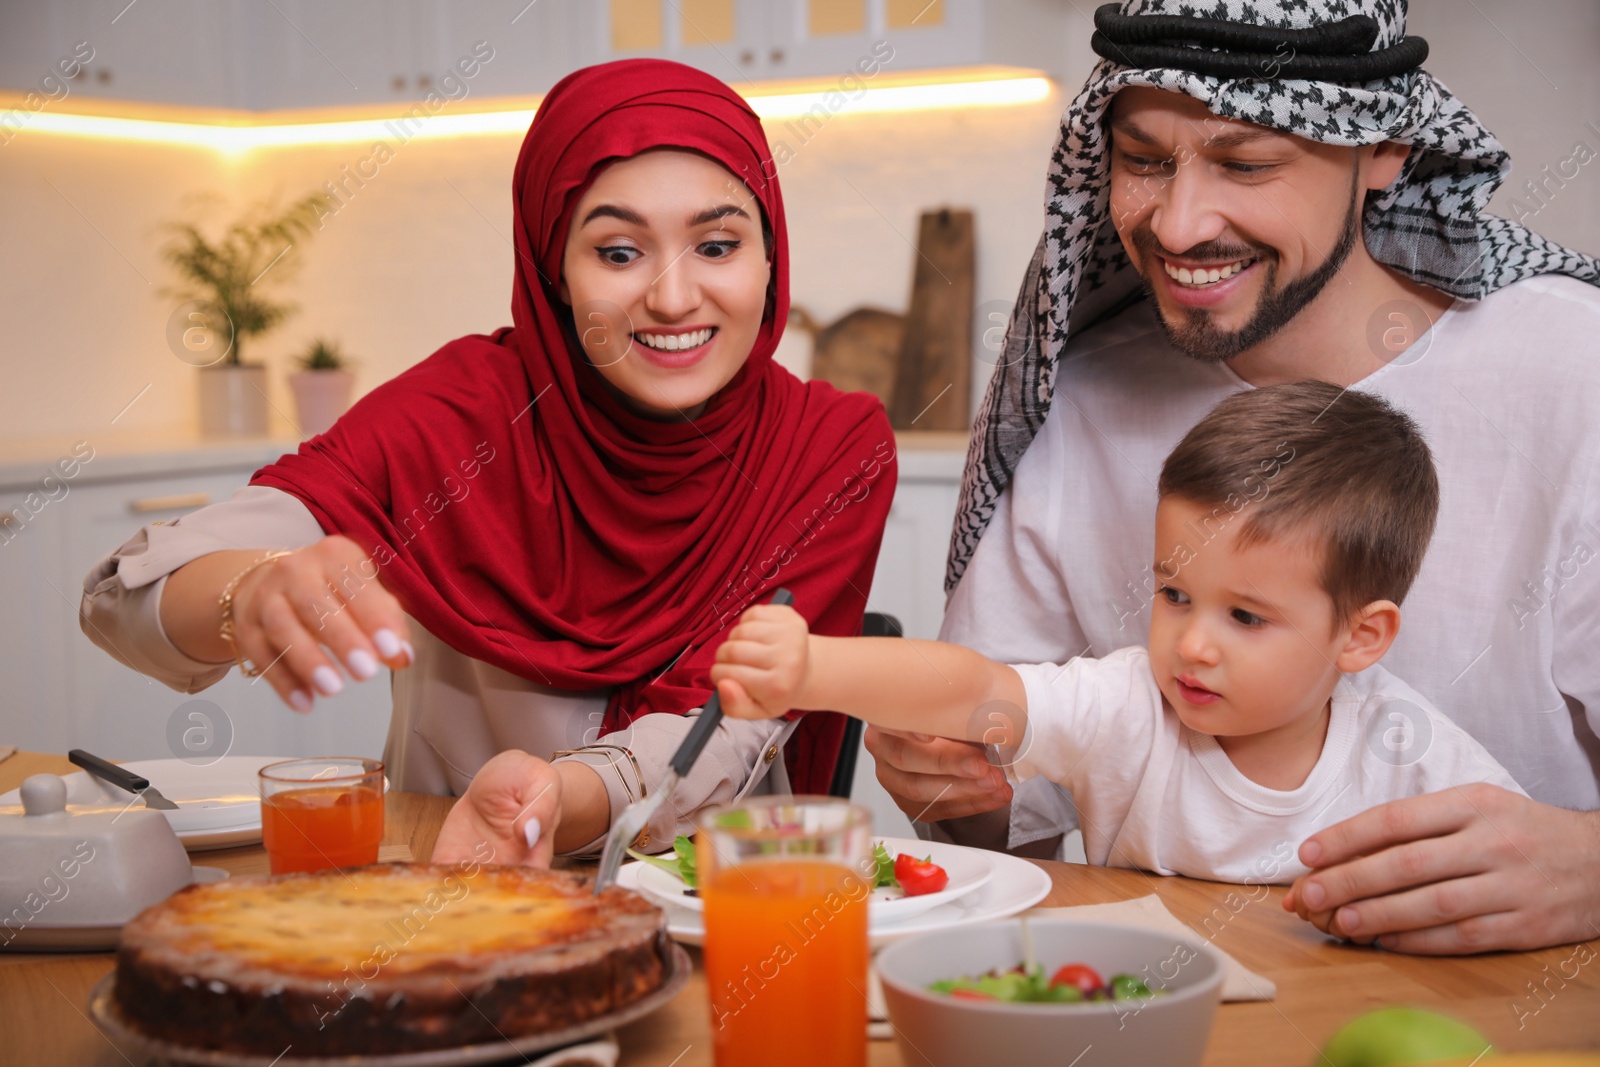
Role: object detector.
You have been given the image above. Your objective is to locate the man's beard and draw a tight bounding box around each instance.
[1132,175,1361,364]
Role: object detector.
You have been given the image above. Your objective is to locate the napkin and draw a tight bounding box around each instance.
[868,967,895,1041]
[1022,895,1276,1001]
[525,1035,618,1066]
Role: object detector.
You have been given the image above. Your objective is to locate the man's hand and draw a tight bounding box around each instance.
[711,603,811,719]
[432,751,562,868]
[865,725,1013,823]
[1283,784,1600,954]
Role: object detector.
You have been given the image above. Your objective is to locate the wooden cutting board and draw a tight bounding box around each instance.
[791,305,905,407]
[888,208,974,431]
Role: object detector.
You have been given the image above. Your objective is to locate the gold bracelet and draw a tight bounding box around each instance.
[217,550,292,676]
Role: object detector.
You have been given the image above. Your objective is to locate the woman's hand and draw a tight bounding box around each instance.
[710,603,811,719]
[432,751,563,868]
[171,536,414,713]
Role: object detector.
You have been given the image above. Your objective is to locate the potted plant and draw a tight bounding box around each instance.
[288,338,356,438]
[161,193,324,437]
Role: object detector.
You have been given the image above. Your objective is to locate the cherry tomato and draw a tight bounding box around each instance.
[894,853,950,896]
[1050,963,1105,997]
[948,988,995,1001]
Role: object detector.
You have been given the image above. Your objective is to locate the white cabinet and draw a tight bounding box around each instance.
[434,0,582,101]
[229,0,469,111]
[863,465,961,639]
[844,439,964,839]
[0,0,1075,111]
[0,0,237,109]
[0,446,392,765]
[0,0,567,110]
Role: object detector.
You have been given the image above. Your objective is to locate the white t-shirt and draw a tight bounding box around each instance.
[943,276,1600,853]
[1006,647,1526,884]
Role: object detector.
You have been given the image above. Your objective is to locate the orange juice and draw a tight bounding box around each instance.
[701,857,869,1067]
[260,784,384,875]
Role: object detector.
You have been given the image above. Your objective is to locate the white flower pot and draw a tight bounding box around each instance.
[288,369,355,438]
[199,364,270,438]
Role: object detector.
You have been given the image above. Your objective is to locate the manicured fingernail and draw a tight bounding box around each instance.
[312,665,344,696]
[347,649,378,680]
[373,628,402,659]
[1338,907,1360,934]
[401,640,415,664]
[1302,882,1325,908]
[1301,841,1321,864]
[287,689,313,713]
[523,817,542,849]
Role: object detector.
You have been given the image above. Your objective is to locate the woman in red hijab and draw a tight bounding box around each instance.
[81,59,896,863]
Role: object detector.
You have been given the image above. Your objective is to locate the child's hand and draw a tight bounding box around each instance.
[710,603,811,720]
[432,750,562,868]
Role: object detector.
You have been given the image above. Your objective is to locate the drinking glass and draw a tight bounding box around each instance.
[697,796,873,1067]
[258,757,384,875]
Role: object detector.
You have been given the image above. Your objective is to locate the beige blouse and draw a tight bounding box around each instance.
[78,485,796,855]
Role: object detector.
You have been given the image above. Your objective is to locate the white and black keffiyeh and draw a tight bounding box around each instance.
[946,0,1600,593]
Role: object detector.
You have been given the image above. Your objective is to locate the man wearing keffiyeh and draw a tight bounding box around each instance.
[870,0,1600,954]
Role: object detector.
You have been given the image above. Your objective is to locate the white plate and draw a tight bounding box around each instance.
[0,866,229,952]
[0,757,292,852]
[618,838,1052,950]
[631,836,995,926]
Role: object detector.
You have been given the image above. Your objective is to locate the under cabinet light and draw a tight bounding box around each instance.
[4,73,1052,153]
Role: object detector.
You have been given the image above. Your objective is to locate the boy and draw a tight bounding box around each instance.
[712,382,1525,886]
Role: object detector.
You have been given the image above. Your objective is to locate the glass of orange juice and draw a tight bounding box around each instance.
[697,796,873,1067]
[258,758,385,875]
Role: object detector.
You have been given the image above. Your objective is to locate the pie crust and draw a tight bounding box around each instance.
[114,863,668,1056]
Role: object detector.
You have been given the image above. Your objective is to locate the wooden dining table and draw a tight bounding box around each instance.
[3,749,1597,1066]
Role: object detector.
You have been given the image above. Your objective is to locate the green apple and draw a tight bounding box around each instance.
[1321,1007,1491,1067]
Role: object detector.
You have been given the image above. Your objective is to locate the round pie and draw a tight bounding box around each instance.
[113,863,669,1056]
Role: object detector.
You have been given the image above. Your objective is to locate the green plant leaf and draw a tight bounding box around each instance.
[873,842,898,889]
[160,192,327,366]
[626,835,698,888]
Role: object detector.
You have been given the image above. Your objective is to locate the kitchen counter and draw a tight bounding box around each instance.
[894,430,969,480]
[0,429,301,492]
[0,429,969,492]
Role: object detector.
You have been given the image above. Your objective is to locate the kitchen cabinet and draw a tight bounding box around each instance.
[433,1,583,103]
[838,438,963,840]
[577,0,1075,83]
[0,0,1074,112]
[237,0,445,111]
[861,444,963,641]
[0,440,392,764]
[0,0,569,111]
[0,0,236,109]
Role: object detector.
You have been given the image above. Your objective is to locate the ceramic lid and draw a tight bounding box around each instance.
[0,774,195,930]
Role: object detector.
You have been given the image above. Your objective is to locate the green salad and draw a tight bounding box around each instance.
[930,962,1161,1004]
[629,839,940,897]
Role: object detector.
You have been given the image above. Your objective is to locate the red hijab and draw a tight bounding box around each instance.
[252,59,897,793]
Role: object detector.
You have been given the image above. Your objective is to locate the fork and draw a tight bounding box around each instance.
[593,588,794,894]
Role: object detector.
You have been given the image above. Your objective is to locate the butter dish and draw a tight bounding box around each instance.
[0,773,223,952]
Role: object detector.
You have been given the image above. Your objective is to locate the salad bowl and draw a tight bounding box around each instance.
[875,918,1225,1067]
